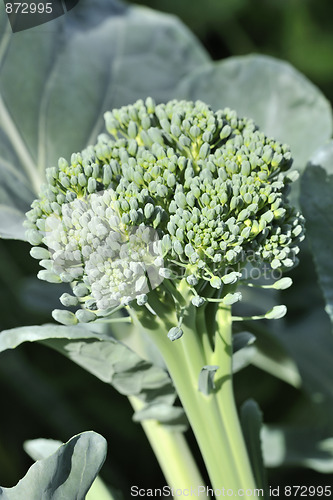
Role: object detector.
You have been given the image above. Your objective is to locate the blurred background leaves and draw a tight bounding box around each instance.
[135,0,333,105]
[0,0,333,495]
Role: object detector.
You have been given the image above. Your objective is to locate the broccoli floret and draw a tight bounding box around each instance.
[26,98,304,326]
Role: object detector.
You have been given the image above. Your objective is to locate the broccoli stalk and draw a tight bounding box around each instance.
[129,395,208,496]
[25,98,304,497]
[131,293,256,494]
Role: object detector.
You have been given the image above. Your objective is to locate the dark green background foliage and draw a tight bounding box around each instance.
[135,0,333,105]
[0,0,333,496]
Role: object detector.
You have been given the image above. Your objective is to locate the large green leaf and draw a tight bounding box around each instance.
[177,54,333,172]
[44,337,176,405]
[0,323,184,425]
[24,438,117,500]
[0,0,210,240]
[0,431,107,500]
[300,141,333,325]
[0,323,110,350]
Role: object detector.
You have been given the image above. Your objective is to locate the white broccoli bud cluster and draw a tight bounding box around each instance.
[25,98,304,325]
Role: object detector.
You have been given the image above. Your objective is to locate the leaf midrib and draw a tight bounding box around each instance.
[0,94,41,194]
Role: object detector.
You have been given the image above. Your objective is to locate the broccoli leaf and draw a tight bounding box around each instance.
[0,432,107,500]
[241,399,268,496]
[233,331,256,353]
[232,331,257,374]
[232,327,301,387]
[0,323,184,426]
[24,437,118,500]
[0,0,209,240]
[300,141,333,326]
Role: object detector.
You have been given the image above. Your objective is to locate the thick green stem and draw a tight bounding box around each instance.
[132,295,257,498]
[212,306,257,492]
[129,396,209,498]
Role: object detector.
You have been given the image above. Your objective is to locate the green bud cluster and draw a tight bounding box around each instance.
[25,98,304,325]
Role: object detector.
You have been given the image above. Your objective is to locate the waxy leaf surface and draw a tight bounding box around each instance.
[0,432,107,500]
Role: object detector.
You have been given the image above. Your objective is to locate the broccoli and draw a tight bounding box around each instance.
[25,98,304,495]
[26,98,304,327]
